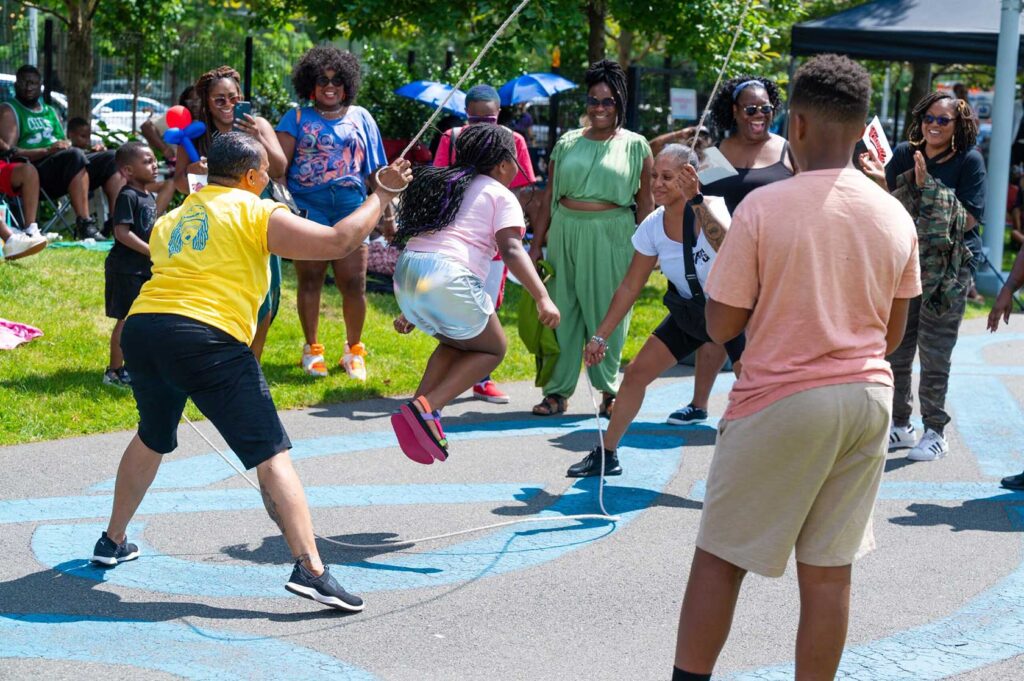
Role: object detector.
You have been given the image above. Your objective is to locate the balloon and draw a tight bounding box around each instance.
[162,120,207,164]
[165,105,192,130]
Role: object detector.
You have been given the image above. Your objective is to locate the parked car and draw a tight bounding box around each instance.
[90,93,167,132]
[95,78,169,102]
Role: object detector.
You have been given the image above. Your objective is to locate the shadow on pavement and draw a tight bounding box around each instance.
[889,497,1024,533]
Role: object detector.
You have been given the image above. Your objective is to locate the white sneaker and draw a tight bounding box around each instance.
[907,429,948,462]
[300,343,328,378]
[340,342,367,381]
[2,232,47,260]
[24,223,41,238]
[888,422,917,451]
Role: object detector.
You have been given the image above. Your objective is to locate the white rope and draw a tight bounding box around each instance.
[688,0,757,160]
[397,0,532,159]
[183,406,618,551]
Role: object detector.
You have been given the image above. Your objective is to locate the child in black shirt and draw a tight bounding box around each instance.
[104,141,175,386]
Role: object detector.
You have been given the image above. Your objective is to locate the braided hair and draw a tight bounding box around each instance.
[585,59,628,128]
[907,92,978,154]
[193,65,241,156]
[395,124,517,244]
[708,75,782,138]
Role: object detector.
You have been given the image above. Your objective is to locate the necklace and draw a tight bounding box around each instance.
[316,105,346,119]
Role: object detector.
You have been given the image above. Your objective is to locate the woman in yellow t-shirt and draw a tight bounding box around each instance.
[92,131,411,612]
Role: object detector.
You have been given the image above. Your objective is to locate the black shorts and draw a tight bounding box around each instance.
[85,150,118,189]
[653,288,746,363]
[105,270,149,319]
[121,313,291,468]
[33,148,88,198]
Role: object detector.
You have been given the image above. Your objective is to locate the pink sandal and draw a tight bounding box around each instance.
[391,412,435,465]
[397,396,448,463]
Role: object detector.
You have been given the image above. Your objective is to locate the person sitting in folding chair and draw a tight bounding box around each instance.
[0,65,124,240]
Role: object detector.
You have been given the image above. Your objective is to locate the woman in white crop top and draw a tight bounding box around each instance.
[567,143,745,478]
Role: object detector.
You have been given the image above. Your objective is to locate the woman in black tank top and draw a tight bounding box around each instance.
[647,75,794,425]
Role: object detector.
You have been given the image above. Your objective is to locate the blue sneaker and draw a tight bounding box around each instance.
[91,531,140,566]
[285,560,364,612]
[666,404,708,425]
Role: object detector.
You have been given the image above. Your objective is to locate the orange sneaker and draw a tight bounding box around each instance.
[300,343,328,377]
[340,342,367,381]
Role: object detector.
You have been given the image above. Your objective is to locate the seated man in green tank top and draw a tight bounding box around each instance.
[0,65,124,240]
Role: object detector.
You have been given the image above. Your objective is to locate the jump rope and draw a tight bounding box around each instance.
[184,0,756,551]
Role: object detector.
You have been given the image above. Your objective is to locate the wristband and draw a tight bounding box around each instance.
[690,193,705,206]
[590,335,607,347]
[374,167,407,194]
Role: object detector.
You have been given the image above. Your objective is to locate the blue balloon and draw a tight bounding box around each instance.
[162,121,207,164]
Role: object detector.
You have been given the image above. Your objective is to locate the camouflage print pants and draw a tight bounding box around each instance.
[887,267,971,435]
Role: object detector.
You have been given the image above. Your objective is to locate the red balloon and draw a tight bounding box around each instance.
[166,105,192,130]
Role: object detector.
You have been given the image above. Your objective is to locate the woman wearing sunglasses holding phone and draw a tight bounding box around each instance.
[529,59,654,417]
[658,75,794,428]
[276,46,389,381]
[174,66,289,361]
[867,92,985,463]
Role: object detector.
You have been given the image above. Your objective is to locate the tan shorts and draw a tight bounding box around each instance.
[697,382,892,577]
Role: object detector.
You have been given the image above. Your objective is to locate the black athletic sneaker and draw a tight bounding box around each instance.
[666,404,708,425]
[566,447,622,478]
[285,561,364,612]
[91,531,140,566]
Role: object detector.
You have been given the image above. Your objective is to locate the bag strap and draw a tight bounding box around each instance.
[681,204,706,304]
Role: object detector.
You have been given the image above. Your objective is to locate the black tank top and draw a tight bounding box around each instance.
[703,141,794,213]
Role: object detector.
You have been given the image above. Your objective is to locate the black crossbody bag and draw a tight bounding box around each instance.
[662,203,713,341]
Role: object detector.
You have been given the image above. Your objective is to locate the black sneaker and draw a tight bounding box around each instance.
[1001,471,1024,491]
[285,560,364,612]
[91,531,140,566]
[75,217,101,240]
[116,366,132,386]
[666,404,708,425]
[566,447,622,478]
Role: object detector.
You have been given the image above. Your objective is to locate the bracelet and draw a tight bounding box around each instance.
[375,167,407,194]
[590,335,607,347]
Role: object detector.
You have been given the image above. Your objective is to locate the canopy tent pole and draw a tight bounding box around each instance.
[978,0,1022,294]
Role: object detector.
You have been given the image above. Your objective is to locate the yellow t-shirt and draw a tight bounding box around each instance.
[129,185,286,344]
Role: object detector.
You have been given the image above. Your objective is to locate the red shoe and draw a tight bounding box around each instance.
[472,380,510,404]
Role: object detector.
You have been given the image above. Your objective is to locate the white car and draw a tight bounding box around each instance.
[90,93,167,132]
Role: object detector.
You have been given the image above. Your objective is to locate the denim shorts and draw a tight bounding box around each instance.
[394,250,495,340]
[293,183,369,245]
[122,313,291,468]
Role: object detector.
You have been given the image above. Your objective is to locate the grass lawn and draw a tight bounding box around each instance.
[0,247,670,445]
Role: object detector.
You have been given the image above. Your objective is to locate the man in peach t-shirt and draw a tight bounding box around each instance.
[671,55,922,681]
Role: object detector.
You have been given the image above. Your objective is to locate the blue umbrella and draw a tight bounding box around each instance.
[394,81,467,117]
[498,73,577,106]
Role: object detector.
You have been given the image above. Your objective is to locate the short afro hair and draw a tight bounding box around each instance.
[115,140,150,168]
[291,45,361,105]
[789,54,871,124]
[708,75,781,137]
[208,131,264,181]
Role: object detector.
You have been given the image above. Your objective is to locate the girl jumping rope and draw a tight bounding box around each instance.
[390,124,560,464]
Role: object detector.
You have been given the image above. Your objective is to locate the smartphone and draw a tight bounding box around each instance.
[233,101,252,122]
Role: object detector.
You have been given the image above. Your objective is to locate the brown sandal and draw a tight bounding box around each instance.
[532,394,568,416]
[600,393,615,418]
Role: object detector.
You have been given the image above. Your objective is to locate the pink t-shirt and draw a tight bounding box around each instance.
[705,168,922,420]
[434,127,537,189]
[406,175,525,280]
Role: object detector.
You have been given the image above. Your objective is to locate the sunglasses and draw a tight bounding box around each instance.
[741,104,774,116]
[316,75,345,88]
[211,94,240,108]
[586,96,617,109]
[923,114,953,127]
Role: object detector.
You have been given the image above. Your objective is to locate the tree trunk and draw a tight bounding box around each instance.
[65,1,95,121]
[617,28,633,67]
[586,0,606,65]
[903,61,932,141]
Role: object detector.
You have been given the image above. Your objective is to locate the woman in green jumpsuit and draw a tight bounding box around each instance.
[529,60,654,416]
